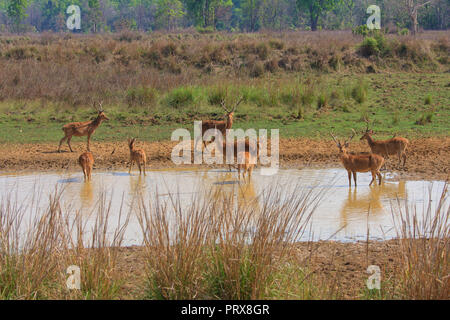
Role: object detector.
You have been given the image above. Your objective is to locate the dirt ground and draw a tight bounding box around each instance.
[113,239,406,299]
[1,137,449,181]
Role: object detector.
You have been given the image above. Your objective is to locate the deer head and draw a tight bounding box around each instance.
[93,101,109,121]
[360,119,373,140]
[220,96,243,119]
[128,138,136,150]
[331,129,356,154]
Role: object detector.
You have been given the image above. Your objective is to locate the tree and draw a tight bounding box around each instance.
[87,0,102,32]
[404,0,434,35]
[184,0,232,28]
[6,0,28,31]
[296,0,350,31]
[155,0,185,30]
[241,0,263,31]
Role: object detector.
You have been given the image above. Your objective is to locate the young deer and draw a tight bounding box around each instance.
[78,152,94,181]
[196,96,243,150]
[219,138,258,172]
[331,130,384,187]
[237,150,256,181]
[128,138,146,176]
[360,121,409,167]
[58,102,109,153]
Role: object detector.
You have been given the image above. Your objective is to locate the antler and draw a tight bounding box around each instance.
[220,99,229,113]
[344,129,356,145]
[330,132,340,147]
[231,96,244,113]
[92,100,104,112]
[220,96,243,114]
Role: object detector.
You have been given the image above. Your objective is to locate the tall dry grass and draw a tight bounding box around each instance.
[136,183,329,300]
[0,187,130,299]
[391,183,449,299]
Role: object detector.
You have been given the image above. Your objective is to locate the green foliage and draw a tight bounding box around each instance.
[6,0,28,31]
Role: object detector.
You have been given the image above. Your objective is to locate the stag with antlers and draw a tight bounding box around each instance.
[196,96,243,151]
[58,102,109,153]
[360,120,409,168]
[331,129,384,187]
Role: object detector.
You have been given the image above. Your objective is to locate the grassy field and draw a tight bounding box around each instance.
[0,72,448,144]
[0,31,448,144]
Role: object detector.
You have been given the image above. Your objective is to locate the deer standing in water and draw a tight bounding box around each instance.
[218,138,258,172]
[58,102,109,153]
[128,138,147,176]
[237,150,256,181]
[331,130,384,187]
[78,152,94,181]
[196,96,243,151]
[360,121,409,168]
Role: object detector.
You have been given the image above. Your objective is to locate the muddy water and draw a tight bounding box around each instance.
[0,168,447,245]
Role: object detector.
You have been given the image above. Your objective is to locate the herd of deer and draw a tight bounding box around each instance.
[59,99,409,186]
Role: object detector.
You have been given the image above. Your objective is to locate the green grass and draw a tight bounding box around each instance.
[0,73,448,144]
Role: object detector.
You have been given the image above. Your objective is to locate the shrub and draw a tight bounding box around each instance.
[352,25,369,37]
[351,81,368,104]
[424,94,432,105]
[165,87,196,109]
[196,26,215,34]
[126,87,158,108]
[316,93,328,110]
[357,37,379,57]
[398,28,410,36]
[207,87,227,106]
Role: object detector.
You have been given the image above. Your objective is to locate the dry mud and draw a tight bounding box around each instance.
[1,137,449,181]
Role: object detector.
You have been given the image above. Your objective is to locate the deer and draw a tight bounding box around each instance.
[218,138,258,172]
[236,150,256,181]
[331,129,384,187]
[359,121,409,168]
[128,138,146,176]
[58,102,109,153]
[195,96,243,151]
[78,151,94,181]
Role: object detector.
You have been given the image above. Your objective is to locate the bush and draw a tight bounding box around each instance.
[352,25,369,37]
[207,87,227,106]
[351,81,368,104]
[398,28,410,36]
[126,87,158,108]
[165,87,196,109]
[196,26,215,34]
[357,37,380,57]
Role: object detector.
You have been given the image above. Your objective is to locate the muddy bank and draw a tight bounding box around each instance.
[114,239,406,299]
[0,137,449,181]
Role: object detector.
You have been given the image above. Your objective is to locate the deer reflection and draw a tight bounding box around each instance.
[339,181,406,230]
[79,180,94,208]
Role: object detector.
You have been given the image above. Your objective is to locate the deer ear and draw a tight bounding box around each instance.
[345,143,349,147]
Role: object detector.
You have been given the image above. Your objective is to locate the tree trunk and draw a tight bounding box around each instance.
[310,14,318,31]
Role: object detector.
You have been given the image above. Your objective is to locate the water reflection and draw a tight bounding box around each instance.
[0,168,445,244]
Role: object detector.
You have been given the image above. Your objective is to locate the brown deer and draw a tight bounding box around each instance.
[237,150,256,181]
[58,102,109,153]
[331,130,384,187]
[128,138,146,176]
[360,121,409,167]
[218,138,258,172]
[196,96,243,151]
[78,152,94,181]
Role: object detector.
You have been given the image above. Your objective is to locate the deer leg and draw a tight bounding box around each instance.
[58,135,67,153]
[128,159,133,174]
[138,162,142,175]
[377,171,382,185]
[248,166,253,181]
[369,171,376,186]
[353,171,357,187]
[347,171,352,187]
[67,136,74,152]
[143,162,146,176]
[402,152,407,168]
